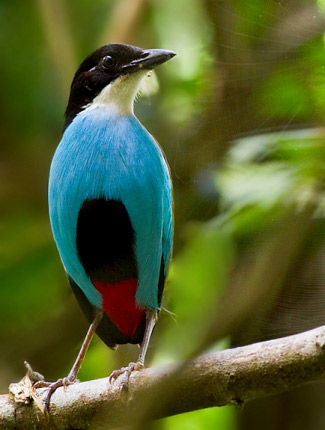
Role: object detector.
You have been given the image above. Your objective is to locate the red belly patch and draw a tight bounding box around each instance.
[93,279,145,337]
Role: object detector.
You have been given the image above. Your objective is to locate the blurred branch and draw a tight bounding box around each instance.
[98,0,148,46]
[36,0,77,97]
[257,5,325,67]
[190,205,315,356]
[3,324,325,429]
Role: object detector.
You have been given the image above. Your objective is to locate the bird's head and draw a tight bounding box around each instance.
[65,44,176,128]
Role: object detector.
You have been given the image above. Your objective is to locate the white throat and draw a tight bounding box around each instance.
[85,70,149,116]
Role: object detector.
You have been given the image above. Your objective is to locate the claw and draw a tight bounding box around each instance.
[32,376,78,414]
[32,380,51,389]
[109,361,144,390]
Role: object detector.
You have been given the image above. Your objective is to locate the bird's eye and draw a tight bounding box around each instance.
[101,55,116,69]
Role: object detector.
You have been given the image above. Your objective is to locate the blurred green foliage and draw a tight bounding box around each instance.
[2,0,325,429]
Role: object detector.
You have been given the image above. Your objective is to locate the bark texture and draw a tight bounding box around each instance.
[1,325,325,429]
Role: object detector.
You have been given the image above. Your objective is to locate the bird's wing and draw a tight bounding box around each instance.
[162,154,173,275]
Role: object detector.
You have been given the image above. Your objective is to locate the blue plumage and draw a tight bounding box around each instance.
[36,44,175,410]
[49,106,173,310]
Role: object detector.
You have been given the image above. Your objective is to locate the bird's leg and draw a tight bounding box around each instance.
[136,309,158,367]
[66,308,103,382]
[109,309,158,389]
[33,308,103,413]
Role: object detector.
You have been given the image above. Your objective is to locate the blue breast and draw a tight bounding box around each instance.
[48,106,173,310]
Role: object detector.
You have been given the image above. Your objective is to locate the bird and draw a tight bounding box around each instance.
[34,43,175,410]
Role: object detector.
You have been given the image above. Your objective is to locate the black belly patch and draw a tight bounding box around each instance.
[72,197,166,346]
[76,198,137,282]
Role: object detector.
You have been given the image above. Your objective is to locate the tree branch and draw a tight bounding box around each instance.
[2,325,325,429]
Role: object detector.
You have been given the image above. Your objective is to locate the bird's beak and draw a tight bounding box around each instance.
[122,49,176,74]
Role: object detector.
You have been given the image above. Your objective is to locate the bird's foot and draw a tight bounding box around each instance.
[33,375,78,415]
[109,361,144,390]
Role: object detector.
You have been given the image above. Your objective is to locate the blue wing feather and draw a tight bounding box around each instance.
[162,156,173,276]
[49,107,173,310]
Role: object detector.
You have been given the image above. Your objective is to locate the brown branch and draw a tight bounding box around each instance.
[2,325,325,429]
